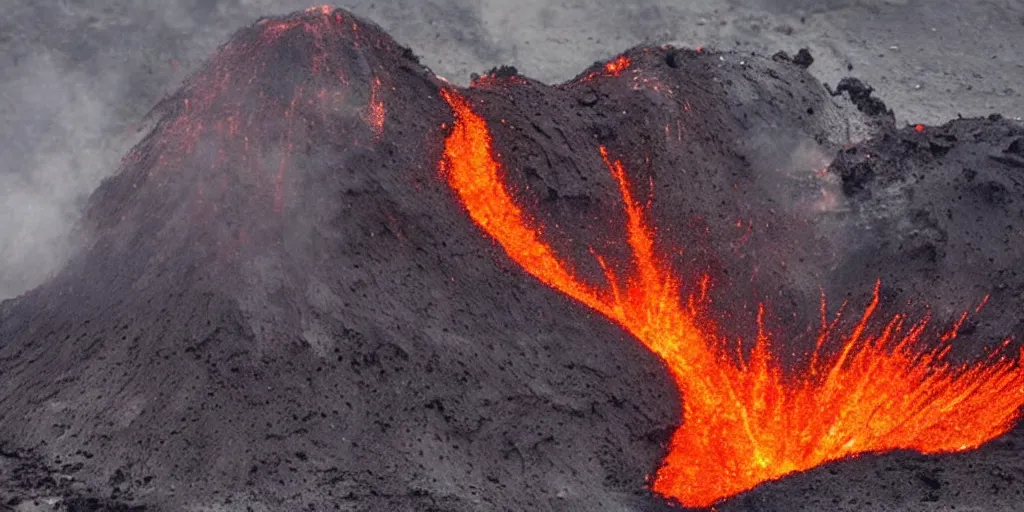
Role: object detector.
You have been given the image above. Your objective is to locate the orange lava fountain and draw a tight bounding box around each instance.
[438,87,1024,508]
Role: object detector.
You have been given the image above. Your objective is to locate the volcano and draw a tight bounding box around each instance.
[3,6,1024,511]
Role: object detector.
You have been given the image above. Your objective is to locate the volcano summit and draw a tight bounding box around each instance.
[3,7,1024,512]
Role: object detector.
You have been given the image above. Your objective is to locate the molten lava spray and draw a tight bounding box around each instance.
[438,86,1024,507]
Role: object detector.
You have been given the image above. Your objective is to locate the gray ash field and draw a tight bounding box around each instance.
[2,6,1024,512]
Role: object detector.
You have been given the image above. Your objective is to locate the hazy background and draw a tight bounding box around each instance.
[1,0,1022,299]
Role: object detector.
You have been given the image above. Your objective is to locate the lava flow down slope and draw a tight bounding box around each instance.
[3,6,1024,512]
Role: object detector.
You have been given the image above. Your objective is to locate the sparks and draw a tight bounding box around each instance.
[439,87,1024,508]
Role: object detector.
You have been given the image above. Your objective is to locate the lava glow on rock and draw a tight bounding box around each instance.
[99,4,1024,507]
[438,86,1024,507]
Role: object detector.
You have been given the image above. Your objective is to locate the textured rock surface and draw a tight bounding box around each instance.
[1,7,1023,512]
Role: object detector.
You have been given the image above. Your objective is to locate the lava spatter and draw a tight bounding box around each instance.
[580,55,634,82]
[439,87,1024,508]
[604,55,632,76]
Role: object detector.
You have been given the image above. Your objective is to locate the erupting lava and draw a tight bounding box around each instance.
[438,87,1024,507]
[604,55,632,76]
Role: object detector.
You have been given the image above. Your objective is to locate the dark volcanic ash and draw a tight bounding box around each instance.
[2,6,1024,512]
[0,9,676,511]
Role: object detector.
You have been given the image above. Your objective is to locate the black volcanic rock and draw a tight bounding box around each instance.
[830,77,893,118]
[0,9,677,511]
[2,6,1024,512]
[792,48,814,68]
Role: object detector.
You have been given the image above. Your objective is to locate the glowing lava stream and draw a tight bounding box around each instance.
[438,87,1024,507]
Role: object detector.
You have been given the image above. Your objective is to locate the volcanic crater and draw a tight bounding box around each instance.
[2,6,1024,512]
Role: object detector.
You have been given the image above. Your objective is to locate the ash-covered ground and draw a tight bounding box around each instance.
[1,4,1024,512]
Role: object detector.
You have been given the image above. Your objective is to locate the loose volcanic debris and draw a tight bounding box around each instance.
[828,77,893,118]
[770,48,813,69]
[1,7,1024,512]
